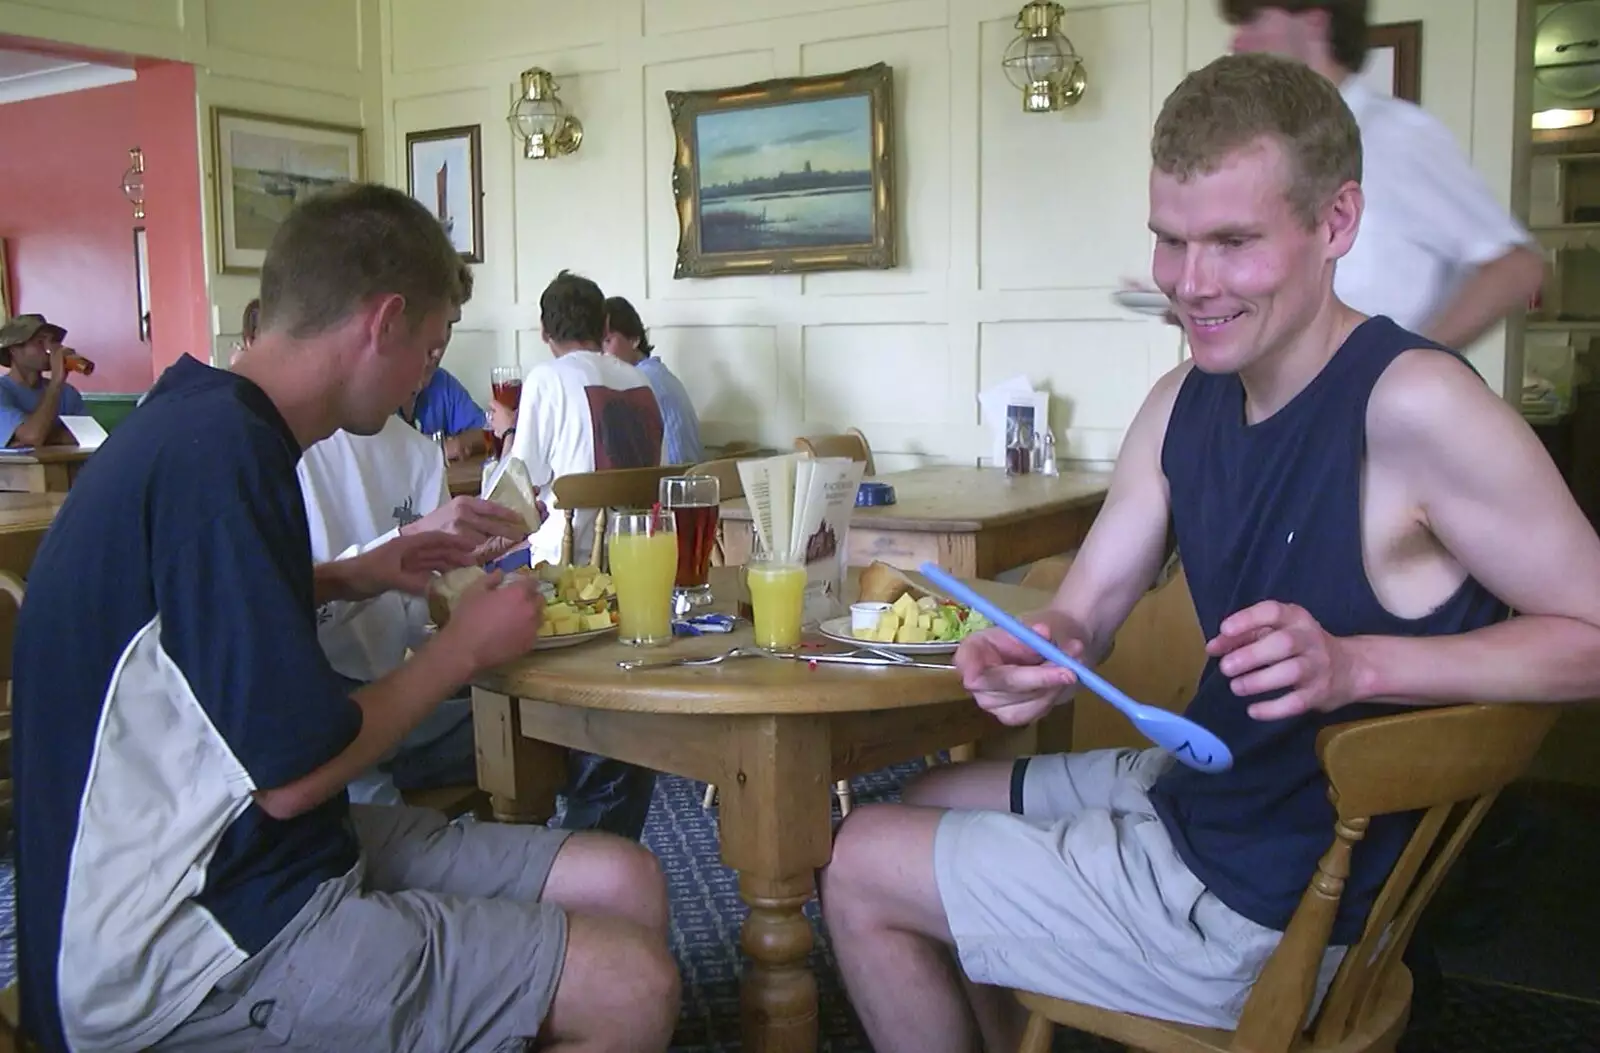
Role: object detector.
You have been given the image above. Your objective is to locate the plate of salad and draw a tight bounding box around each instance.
[818,592,993,654]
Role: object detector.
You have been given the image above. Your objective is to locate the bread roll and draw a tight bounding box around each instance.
[857,561,927,605]
[427,565,487,627]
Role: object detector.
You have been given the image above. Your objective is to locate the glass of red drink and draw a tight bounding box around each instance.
[489,365,523,458]
[659,474,721,608]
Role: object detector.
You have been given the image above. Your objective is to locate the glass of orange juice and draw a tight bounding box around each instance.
[608,509,678,646]
[747,551,807,650]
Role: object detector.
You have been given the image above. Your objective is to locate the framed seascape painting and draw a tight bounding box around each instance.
[1362,21,1422,103]
[667,62,896,279]
[212,108,365,274]
[406,125,484,263]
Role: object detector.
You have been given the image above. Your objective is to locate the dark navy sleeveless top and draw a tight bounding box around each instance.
[1148,316,1507,944]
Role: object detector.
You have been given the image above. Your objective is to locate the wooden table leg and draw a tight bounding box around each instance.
[472,688,566,823]
[716,715,834,1053]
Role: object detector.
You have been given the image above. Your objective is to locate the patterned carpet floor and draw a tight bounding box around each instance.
[3,762,1597,1051]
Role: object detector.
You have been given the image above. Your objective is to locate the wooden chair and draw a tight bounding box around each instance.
[686,458,745,570]
[794,428,876,475]
[1014,702,1561,1053]
[1,576,28,1052]
[550,464,690,567]
[0,571,23,840]
[1021,551,1206,755]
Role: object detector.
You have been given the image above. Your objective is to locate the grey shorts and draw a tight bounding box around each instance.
[933,747,1342,1029]
[153,805,572,1052]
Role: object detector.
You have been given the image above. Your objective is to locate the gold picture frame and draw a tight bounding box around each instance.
[211,107,365,275]
[668,63,896,279]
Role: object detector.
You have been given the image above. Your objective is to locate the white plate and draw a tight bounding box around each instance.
[817,616,959,655]
[533,623,618,650]
[1111,289,1173,317]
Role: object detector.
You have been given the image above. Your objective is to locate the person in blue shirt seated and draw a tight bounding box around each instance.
[400,324,489,462]
[0,313,87,448]
[603,295,702,465]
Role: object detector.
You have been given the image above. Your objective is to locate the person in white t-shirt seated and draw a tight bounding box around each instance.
[298,268,530,804]
[509,270,665,567]
[506,269,665,838]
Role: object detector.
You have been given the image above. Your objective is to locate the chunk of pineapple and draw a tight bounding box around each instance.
[873,611,900,642]
[896,621,929,644]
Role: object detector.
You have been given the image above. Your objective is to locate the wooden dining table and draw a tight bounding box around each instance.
[0,445,94,494]
[720,465,1111,580]
[471,566,1051,1053]
[0,491,65,578]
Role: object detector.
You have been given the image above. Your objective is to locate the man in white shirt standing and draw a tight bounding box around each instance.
[1224,0,1544,348]
[509,270,665,568]
[506,269,665,838]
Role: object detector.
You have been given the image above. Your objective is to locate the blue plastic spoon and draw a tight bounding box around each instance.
[917,562,1233,774]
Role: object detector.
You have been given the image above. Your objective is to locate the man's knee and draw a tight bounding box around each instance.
[545,914,680,1051]
[821,803,949,939]
[546,832,669,935]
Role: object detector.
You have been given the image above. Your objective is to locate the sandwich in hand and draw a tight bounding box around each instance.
[482,457,544,533]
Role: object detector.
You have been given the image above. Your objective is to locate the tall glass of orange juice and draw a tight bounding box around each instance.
[747,552,807,650]
[608,510,678,646]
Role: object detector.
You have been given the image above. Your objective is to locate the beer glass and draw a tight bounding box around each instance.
[488,365,523,458]
[658,475,720,609]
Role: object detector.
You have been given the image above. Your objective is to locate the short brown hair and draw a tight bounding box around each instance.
[1151,52,1361,225]
[258,183,463,339]
[1219,0,1369,73]
[540,270,605,345]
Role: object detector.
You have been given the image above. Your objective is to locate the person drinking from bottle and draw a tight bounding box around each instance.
[818,53,1600,1053]
[0,312,89,448]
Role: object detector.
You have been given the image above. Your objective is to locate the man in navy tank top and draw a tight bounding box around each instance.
[820,52,1600,1053]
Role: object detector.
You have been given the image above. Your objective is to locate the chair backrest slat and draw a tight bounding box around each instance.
[794,428,875,475]
[549,464,691,566]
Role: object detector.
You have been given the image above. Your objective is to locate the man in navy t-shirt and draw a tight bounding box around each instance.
[13,184,679,1052]
[816,54,1600,1053]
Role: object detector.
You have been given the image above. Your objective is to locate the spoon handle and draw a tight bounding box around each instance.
[916,562,1145,720]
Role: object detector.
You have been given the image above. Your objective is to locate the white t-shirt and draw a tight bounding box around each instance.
[507,349,664,566]
[298,415,447,684]
[1335,77,1533,333]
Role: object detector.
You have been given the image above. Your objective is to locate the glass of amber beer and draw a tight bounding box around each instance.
[488,365,523,458]
[659,475,720,609]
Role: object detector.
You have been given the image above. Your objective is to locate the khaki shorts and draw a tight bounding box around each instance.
[154,805,572,1052]
[934,747,1341,1029]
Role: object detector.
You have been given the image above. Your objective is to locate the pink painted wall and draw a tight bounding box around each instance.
[133,60,208,378]
[0,58,205,391]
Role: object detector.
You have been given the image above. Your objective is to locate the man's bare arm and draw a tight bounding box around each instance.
[1347,349,1600,704]
[1420,246,1544,351]
[1038,361,1189,660]
[254,634,475,818]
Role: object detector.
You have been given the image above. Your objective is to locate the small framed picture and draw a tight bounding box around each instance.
[1363,21,1422,103]
[211,108,365,274]
[133,227,151,342]
[406,125,484,263]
